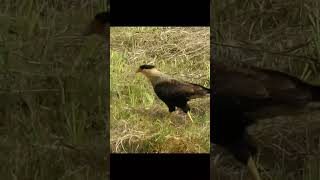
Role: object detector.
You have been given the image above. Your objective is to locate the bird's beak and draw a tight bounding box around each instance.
[132,68,141,78]
[136,68,142,73]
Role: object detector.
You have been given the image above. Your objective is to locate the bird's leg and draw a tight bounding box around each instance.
[247,156,262,180]
[187,111,194,123]
[166,106,176,124]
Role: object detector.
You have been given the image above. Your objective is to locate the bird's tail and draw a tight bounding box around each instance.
[202,86,211,94]
[191,83,210,91]
[188,83,210,100]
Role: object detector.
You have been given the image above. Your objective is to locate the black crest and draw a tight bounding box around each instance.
[139,65,155,69]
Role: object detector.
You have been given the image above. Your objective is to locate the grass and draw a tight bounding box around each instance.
[110,27,210,153]
[0,1,109,179]
[211,0,320,179]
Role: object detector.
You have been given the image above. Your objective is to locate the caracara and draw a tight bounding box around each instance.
[136,65,210,122]
[83,11,109,36]
[213,61,320,180]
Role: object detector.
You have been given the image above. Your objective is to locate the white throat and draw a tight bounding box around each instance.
[142,69,171,86]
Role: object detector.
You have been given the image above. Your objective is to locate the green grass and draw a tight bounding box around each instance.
[0,1,109,179]
[110,27,210,153]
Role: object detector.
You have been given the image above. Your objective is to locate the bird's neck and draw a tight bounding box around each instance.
[144,70,171,86]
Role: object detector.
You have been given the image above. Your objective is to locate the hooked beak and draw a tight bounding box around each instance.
[136,68,142,73]
[131,68,141,78]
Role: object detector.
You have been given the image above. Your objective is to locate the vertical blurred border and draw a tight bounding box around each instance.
[0,0,110,179]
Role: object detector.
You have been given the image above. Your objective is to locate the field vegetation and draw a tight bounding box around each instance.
[110,27,210,153]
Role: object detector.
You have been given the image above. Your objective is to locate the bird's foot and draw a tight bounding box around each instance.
[187,111,194,123]
[247,156,262,180]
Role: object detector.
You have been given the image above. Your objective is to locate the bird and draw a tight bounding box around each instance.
[136,64,210,122]
[83,11,109,36]
[213,61,320,180]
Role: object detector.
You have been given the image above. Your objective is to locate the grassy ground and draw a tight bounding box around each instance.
[0,1,109,179]
[211,0,320,179]
[110,27,210,153]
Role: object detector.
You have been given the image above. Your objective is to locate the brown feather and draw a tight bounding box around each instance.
[215,62,316,109]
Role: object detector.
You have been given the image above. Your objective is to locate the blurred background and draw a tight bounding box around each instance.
[211,0,320,179]
[0,1,109,179]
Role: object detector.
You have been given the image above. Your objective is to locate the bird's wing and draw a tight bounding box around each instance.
[215,62,313,103]
[215,63,270,100]
[215,62,316,113]
[154,80,207,101]
[255,68,313,103]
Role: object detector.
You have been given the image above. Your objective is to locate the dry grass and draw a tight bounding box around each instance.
[211,0,320,179]
[110,27,210,153]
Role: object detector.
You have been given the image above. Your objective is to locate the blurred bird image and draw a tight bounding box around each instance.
[213,61,320,180]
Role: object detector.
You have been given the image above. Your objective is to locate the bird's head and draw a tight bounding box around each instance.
[83,12,109,36]
[136,64,155,72]
[136,64,161,77]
